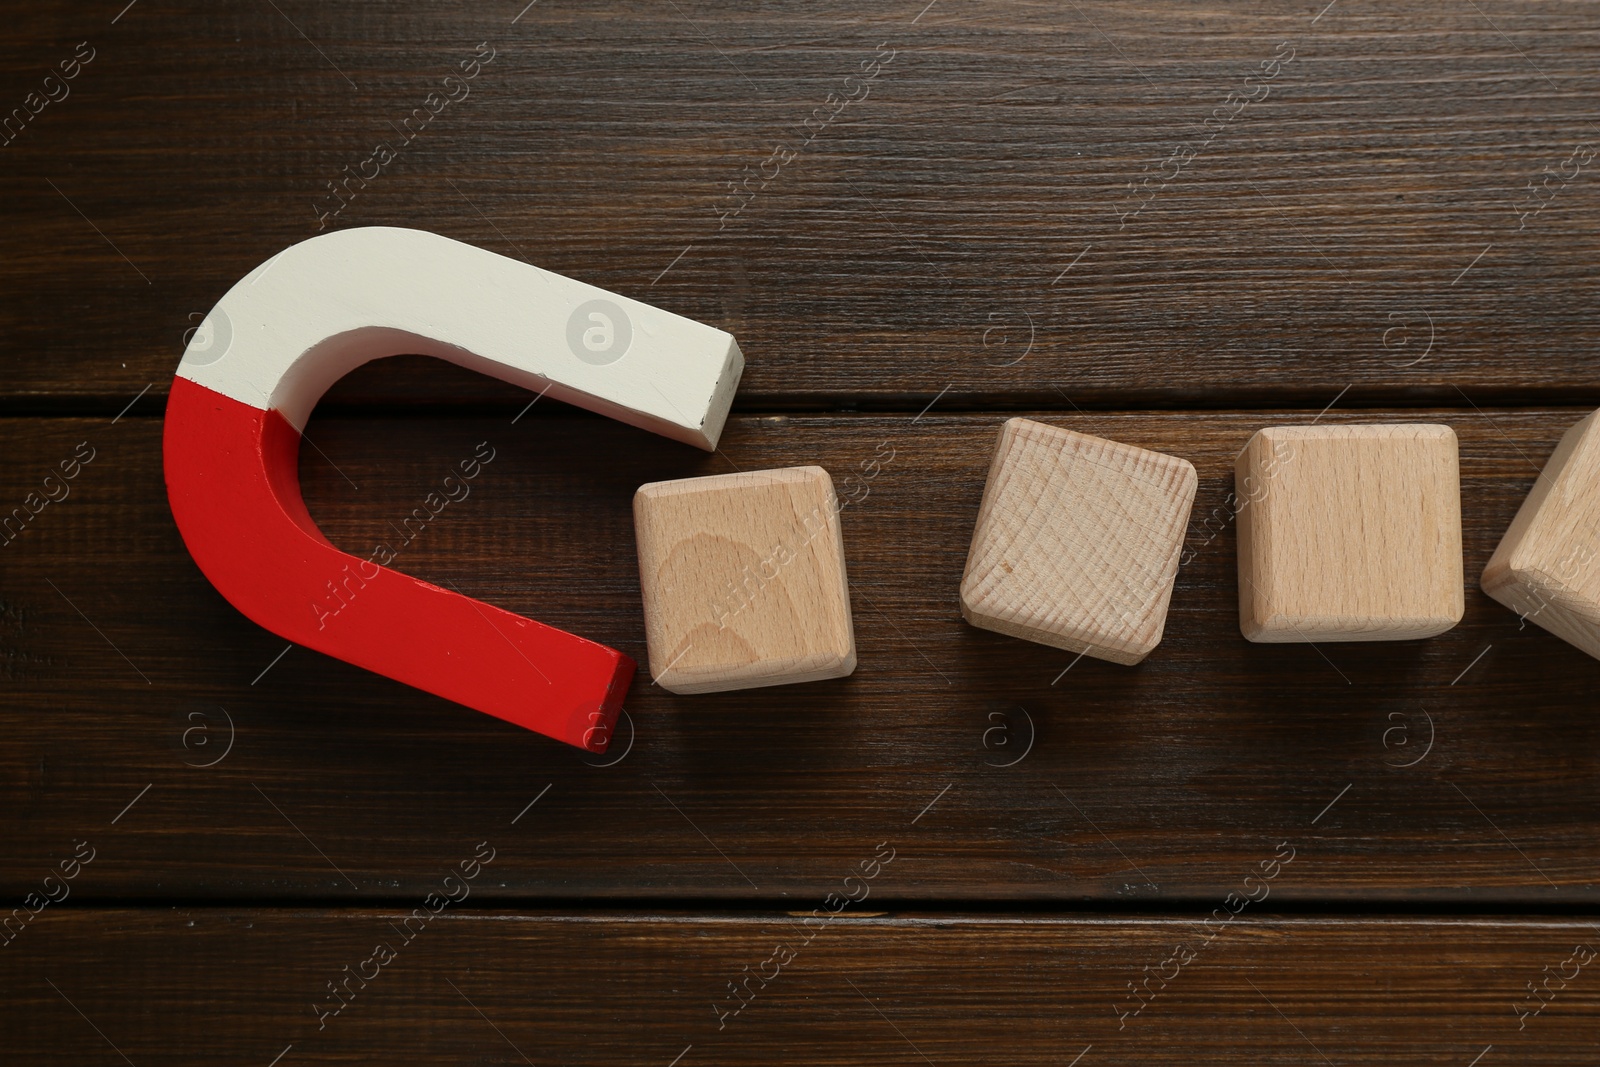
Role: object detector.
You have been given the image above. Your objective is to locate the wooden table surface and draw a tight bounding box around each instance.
[4,1,1598,1063]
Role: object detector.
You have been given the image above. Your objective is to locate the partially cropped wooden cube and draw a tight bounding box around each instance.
[1481,408,1600,659]
[1235,424,1463,642]
[959,418,1198,665]
[633,466,856,694]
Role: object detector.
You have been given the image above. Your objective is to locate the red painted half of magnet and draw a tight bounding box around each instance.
[163,375,632,751]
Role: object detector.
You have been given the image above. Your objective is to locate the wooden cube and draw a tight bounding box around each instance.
[633,466,856,694]
[959,418,1198,665]
[1235,424,1463,642]
[1481,408,1600,659]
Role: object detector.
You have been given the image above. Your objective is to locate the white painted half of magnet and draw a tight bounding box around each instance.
[176,226,743,450]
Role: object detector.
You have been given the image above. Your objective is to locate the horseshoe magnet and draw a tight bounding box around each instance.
[164,226,744,750]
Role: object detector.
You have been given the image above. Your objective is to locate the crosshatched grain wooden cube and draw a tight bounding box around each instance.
[1481,408,1600,660]
[1235,423,1464,643]
[633,465,856,694]
[959,417,1198,665]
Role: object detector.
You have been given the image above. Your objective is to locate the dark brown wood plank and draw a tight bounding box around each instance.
[3,407,1598,902]
[3,2,1600,410]
[4,911,1598,1064]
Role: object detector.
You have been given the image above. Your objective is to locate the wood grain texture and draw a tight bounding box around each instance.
[4,911,1598,1065]
[8,0,1600,1055]
[634,465,856,693]
[961,418,1197,665]
[1236,424,1465,642]
[4,2,1600,411]
[3,407,1599,903]
[1482,408,1600,660]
